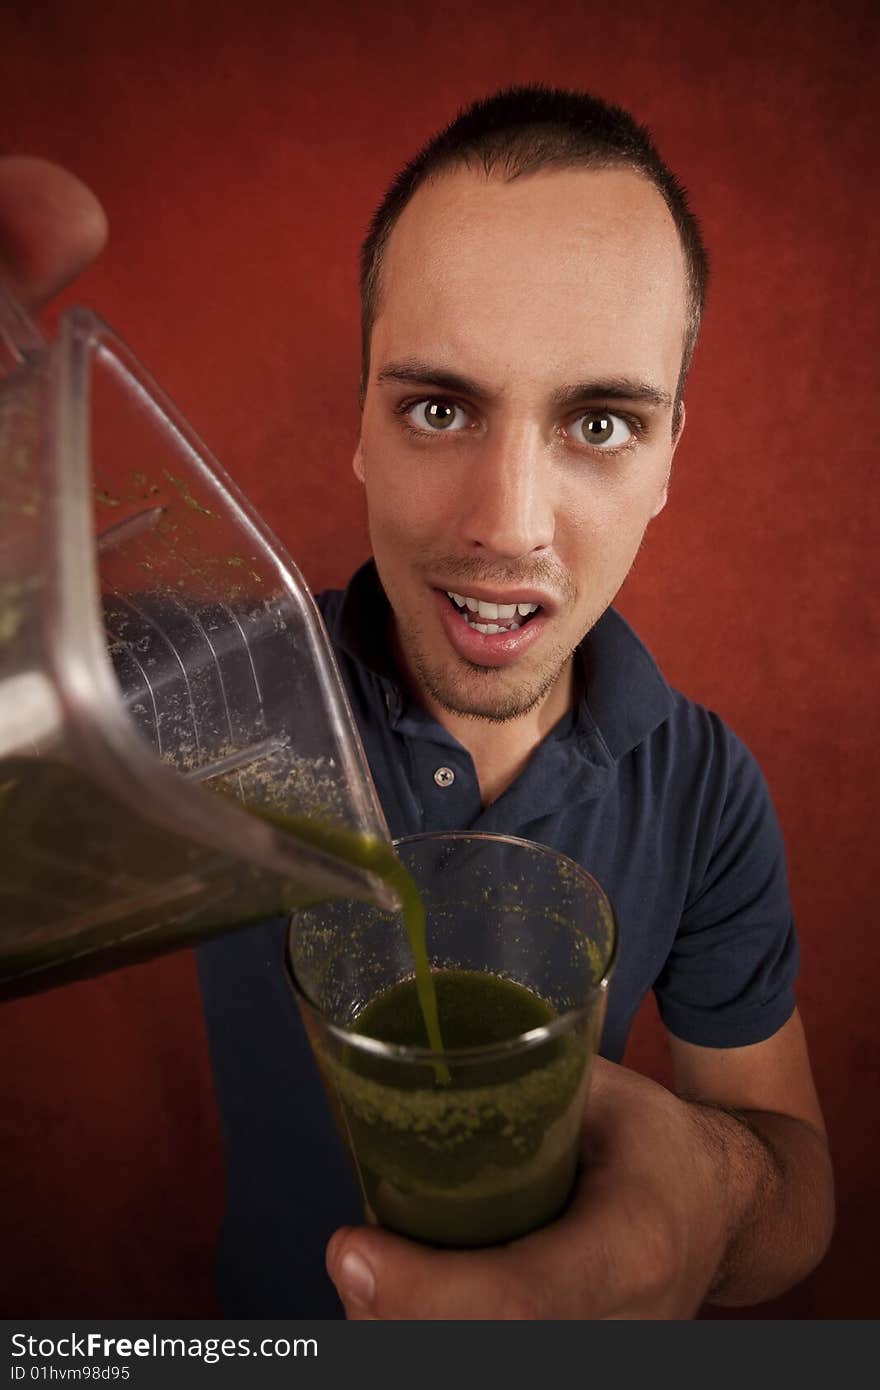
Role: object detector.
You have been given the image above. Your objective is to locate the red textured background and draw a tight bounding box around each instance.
[2,0,877,1319]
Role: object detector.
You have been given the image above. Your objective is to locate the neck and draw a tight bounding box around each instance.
[419,658,578,808]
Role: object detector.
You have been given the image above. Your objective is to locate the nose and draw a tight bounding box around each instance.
[458,422,555,559]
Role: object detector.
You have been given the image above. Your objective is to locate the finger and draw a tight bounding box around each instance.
[0,157,108,309]
[326,1224,545,1321]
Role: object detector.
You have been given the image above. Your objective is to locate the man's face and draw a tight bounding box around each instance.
[354,165,688,723]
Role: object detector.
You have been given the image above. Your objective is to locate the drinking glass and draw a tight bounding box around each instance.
[286,831,617,1247]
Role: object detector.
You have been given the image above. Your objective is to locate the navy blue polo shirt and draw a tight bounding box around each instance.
[196,560,798,1317]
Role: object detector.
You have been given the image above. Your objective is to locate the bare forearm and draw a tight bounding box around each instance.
[686,1102,835,1307]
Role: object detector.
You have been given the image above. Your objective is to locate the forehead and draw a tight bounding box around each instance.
[373,165,689,390]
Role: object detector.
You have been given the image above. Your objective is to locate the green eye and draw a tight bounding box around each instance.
[572,413,632,448]
[422,401,458,429]
[406,399,467,432]
[582,415,613,443]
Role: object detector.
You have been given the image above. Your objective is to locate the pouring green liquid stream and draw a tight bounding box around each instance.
[257,810,451,1084]
[0,759,446,1086]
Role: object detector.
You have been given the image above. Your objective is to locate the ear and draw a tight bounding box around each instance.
[651,401,686,518]
[352,441,365,483]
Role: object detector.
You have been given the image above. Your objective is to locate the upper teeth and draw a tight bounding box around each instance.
[447,592,539,619]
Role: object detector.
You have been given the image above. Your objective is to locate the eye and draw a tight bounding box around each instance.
[405,399,468,432]
[568,412,633,448]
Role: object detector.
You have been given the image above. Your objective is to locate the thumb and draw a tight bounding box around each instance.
[326,1225,540,1321]
[0,156,107,309]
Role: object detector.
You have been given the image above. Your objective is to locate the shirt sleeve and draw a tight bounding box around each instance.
[654,717,799,1049]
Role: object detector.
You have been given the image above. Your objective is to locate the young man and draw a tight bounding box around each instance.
[1,87,834,1321]
[198,88,833,1320]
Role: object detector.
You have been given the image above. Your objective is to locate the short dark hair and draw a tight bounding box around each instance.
[360,85,709,424]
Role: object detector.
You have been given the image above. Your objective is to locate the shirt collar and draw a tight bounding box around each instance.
[332,559,673,761]
[334,558,401,684]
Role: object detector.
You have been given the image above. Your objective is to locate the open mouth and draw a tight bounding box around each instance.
[445,590,542,635]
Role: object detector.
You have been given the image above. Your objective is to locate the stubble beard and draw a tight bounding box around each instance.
[385,552,582,724]
[404,627,576,725]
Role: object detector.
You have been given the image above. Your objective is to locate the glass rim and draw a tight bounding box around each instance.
[285,829,618,1067]
[288,972,611,1066]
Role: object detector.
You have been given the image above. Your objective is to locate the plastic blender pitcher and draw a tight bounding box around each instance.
[0,287,395,998]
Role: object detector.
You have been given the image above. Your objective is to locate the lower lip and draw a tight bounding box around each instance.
[434,591,550,668]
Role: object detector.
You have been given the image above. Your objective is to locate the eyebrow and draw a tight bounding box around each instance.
[376,360,672,411]
[377,361,494,401]
[551,378,673,412]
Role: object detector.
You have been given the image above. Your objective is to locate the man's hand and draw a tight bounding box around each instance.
[326,1055,833,1320]
[0,156,106,308]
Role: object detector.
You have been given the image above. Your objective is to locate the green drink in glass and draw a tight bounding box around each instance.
[286,831,617,1248]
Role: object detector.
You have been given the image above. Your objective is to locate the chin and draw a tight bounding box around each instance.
[415,653,564,725]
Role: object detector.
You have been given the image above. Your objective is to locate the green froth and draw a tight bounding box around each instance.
[322,969,590,1246]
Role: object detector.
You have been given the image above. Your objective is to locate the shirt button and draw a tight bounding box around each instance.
[433,766,455,788]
